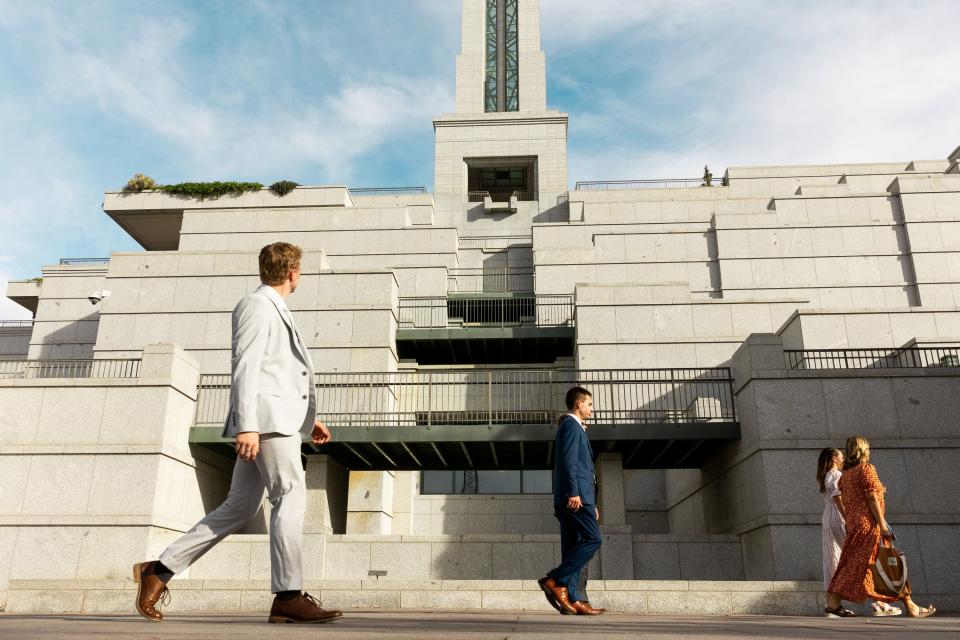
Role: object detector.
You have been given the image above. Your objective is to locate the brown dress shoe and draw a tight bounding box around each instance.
[537,577,563,613]
[269,592,343,624]
[537,577,577,615]
[572,600,606,615]
[133,562,170,622]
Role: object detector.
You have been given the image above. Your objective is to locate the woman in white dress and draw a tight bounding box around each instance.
[818,448,847,589]
[818,447,900,616]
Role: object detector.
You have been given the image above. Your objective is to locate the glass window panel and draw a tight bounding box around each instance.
[504,0,519,111]
[522,470,553,494]
[422,470,547,495]
[421,470,454,494]
[477,470,522,494]
[484,0,498,112]
[454,470,478,494]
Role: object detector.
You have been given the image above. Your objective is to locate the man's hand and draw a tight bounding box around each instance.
[311,419,332,445]
[595,507,600,521]
[566,495,582,511]
[235,432,260,462]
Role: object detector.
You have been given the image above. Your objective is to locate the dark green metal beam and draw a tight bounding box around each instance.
[189,422,741,445]
[397,326,574,342]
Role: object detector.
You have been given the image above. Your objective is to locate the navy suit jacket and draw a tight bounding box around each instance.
[553,414,597,507]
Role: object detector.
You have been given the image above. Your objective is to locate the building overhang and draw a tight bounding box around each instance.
[396,326,575,365]
[189,421,741,471]
[4,279,42,314]
[102,187,355,250]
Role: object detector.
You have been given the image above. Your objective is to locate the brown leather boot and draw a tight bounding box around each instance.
[572,600,606,615]
[268,592,343,624]
[537,577,578,615]
[133,562,170,622]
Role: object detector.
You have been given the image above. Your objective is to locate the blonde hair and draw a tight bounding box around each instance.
[259,242,302,285]
[843,435,871,470]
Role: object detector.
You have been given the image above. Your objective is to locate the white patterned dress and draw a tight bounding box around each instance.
[821,468,846,589]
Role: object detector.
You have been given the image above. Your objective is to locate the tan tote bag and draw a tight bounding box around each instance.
[871,536,908,598]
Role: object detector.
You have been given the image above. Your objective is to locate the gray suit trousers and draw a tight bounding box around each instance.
[159,433,305,593]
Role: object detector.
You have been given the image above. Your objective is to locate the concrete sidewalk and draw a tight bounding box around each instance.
[0,611,957,639]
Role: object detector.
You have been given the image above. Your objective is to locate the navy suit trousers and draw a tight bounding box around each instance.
[547,503,602,603]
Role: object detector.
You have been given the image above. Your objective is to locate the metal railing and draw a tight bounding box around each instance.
[785,347,960,370]
[0,320,33,328]
[467,190,537,203]
[458,235,532,250]
[59,258,110,266]
[0,358,141,379]
[194,368,736,428]
[447,268,534,293]
[349,187,427,196]
[575,178,727,190]
[398,295,574,329]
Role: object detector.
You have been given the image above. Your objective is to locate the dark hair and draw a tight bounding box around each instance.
[565,386,592,411]
[259,242,302,285]
[816,448,841,493]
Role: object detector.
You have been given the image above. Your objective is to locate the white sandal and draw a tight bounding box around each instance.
[871,602,902,616]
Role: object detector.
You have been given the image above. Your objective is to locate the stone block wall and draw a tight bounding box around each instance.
[410,494,558,536]
[663,333,960,605]
[0,344,222,608]
[92,252,400,374]
[0,326,30,358]
[534,168,960,355]
[26,264,107,360]
[574,282,805,368]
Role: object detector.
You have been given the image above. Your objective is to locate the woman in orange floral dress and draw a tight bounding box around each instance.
[825,436,936,618]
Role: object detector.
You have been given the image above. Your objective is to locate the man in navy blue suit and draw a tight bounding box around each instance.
[538,386,605,616]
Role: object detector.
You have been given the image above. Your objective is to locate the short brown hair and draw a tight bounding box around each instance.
[565,386,592,411]
[259,242,302,285]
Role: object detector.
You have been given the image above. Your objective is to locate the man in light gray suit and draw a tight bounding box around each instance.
[133,242,342,624]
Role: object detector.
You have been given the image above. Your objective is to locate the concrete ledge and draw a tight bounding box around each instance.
[3,579,830,616]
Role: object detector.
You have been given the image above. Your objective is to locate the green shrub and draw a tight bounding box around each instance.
[123,173,158,191]
[270,180,300,197]
[157,181,264,200]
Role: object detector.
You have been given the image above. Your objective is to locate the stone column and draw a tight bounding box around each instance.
[390,471,418,534]
[346,470,395,534]
[730,333,786,393]
[305,456,349,534]
[596,452,625,526]
[594,452,633,578]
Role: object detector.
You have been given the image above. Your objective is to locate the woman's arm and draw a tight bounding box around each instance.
[866,492,892,537]
[832,495,845,520]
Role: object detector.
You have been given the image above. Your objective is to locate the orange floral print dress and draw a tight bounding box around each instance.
[828,462,909,603]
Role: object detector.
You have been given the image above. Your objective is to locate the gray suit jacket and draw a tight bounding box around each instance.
[221,285,316,438]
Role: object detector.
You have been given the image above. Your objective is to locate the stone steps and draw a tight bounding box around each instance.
[3,579,826,617]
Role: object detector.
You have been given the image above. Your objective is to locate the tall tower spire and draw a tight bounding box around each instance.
[435,0,567,212]
[455,0,547,114]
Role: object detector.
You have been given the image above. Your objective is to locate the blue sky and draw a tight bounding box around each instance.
[2,0,959,318]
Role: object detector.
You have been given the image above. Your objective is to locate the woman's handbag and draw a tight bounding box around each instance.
[871,535,908,598]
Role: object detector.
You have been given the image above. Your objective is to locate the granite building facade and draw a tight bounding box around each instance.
[2,0,959,615]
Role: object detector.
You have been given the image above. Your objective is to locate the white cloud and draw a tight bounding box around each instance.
[8,5,450,181]
[0,1,452,281]
[544,1,960,181]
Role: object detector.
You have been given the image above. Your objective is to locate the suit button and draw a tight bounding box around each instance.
[302,395,307,400]
[302,371,307,376]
